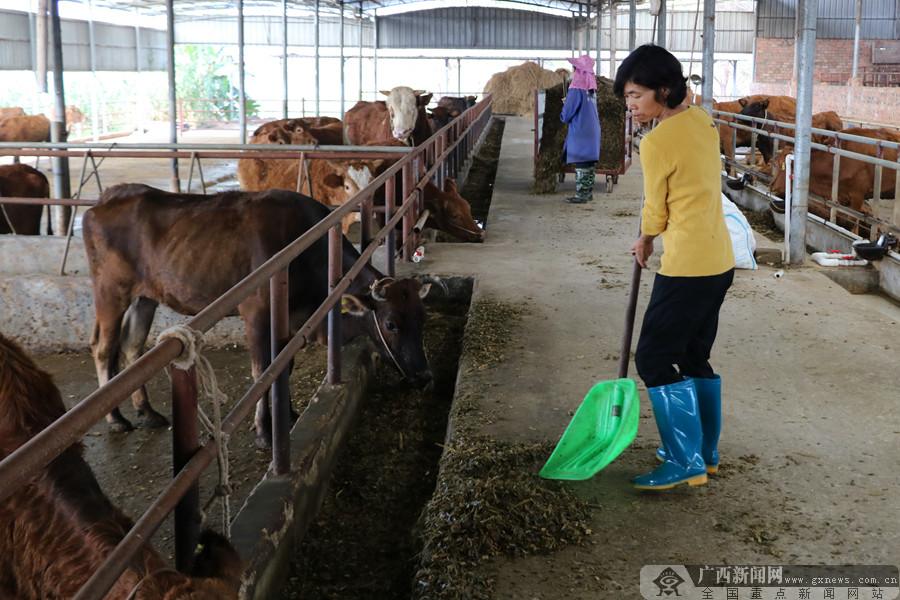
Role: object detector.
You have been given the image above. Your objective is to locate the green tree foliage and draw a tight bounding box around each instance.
[176,45,259,125]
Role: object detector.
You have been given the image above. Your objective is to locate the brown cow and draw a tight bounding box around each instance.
[82,185,440,444]
[0,114,51,143]
[344,88,433,146]
[769,127,900,216]
[0,164,50,235]
[0,107,25,119]
[237,122,379,233]
[423,179,483,242]
[0,333,243,599]
[249,117,343,146]
[740,98,843,147]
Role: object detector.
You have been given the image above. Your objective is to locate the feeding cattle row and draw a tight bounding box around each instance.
[0,88,492,598]
[698,93,899,228]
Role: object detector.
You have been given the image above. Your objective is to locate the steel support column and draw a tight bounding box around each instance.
[134,13,142,133]
[658,0,667,48]
[790,0,818,265]
[373,15,378,93]
[315,0,320,115]
[339,1,345,118]
[49,0,71,233]
[701,0,715,113]
[358,4,363,100]
[166,0,180,192]
[851,0,862,82]
[36,0,48,93]
[629,0,636,51]
[238,0,246,143]
[595,0,602,71]
[609,1,617,78]
[89,0,100,140]
[282,0,288,118]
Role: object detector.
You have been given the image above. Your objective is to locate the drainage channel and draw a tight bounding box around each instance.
[460,117,505,229]
[280,279,473,600]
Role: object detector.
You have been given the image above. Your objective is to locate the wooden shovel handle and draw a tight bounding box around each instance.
[617,257,642,379]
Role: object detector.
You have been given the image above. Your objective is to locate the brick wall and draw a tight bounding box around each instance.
[750,81,899,125]
[754,37,874,86]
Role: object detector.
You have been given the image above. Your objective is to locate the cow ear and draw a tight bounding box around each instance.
[323,173,343,188]
[738,97,748,107]
[379,90,391,97]
[417,283,432,299]
[418,93,433,106]
[341,294,370,316]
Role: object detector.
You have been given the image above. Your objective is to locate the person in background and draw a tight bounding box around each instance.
[560,54,601,204]
[613,44,735,491]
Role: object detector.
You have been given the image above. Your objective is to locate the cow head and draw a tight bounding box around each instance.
[321,161,375,203]
[342,275,446,387]
[381,87,430,143]
[428,179,484,242]
[427,106,453,132]
[768,147,791,199]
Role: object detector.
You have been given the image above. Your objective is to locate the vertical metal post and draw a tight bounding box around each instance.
[238,0,246,144]
[361,193,372,254]
[851,0,862,82]
[270,269,291,475]
[457,57,462,95]
[701,0,715,113]
[314,0,320,116]
[166,0,180,192]
[49,0,71,235]
[134,14,142,134]
[570,11,576,58]
[595,0,602,70]
[36,0,48,93]
[171,366,200,573]
[658,0,667,48]
[402,162,412,262]
[629,0,636,51]
[339,1,345,118]
[373,15,378,95]
[386,174,396,276]
[327,226,342,384]
[790,0,817,265]
[358,4,363,100]
[282,0,288,119]
[609,1,617,79]
[88,0,100,140]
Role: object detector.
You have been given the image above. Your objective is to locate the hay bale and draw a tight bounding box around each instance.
[484,61,567,116]
[532,75,627,193]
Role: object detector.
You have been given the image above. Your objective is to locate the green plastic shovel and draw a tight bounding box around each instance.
[540,257,643,480]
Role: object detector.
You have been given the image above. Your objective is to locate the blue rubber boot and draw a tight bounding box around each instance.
[633,379,708,491]
[656,375,722,474]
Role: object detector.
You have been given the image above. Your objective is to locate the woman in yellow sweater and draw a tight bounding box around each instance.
[613,45,735,491]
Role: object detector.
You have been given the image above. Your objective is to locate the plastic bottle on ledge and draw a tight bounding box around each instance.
[412,246,425,263]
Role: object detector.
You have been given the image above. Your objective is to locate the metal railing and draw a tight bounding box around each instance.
[713,108,900,237]
[0,94,493,599]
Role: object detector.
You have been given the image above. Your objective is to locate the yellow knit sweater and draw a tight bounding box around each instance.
[639,106,735,277]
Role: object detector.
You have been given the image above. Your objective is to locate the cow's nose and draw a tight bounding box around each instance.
[393,128,412,140]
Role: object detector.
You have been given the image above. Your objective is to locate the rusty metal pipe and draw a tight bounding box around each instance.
[171,366,201,573]
[413,209,430,234]
[269,268,291,475]
[386,174,396,277]
[327,225,342,385]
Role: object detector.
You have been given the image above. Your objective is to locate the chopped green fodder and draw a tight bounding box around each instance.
[533,76,627,194]
[413,438,592,600]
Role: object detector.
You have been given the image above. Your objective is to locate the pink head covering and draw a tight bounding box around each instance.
[567,54,597,91]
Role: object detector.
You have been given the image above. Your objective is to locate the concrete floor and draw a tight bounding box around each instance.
[406,117,900,597]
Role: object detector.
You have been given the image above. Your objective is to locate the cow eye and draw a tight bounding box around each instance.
[384,319,398,333]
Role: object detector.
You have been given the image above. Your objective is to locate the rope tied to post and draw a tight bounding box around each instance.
[157,325,232,534]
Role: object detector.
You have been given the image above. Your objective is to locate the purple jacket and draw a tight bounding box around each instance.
[561,88,601,164]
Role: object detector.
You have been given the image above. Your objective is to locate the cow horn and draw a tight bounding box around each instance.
[415,275,448,296]
[370,277,395,302]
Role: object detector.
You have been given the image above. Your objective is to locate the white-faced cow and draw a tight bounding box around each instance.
[82,184,443,447]
[344,87,433,146]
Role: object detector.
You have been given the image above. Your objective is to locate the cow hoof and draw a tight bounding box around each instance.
[138,410,170,429]
[109,419,135,433]
[255,435,273,451]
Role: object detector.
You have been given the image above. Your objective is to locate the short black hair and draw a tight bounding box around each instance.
[613,44,687,109]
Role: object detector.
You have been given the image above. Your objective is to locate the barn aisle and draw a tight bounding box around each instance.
[405,116,900,597]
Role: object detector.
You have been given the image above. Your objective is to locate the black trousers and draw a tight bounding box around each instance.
[635,269,734,388]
